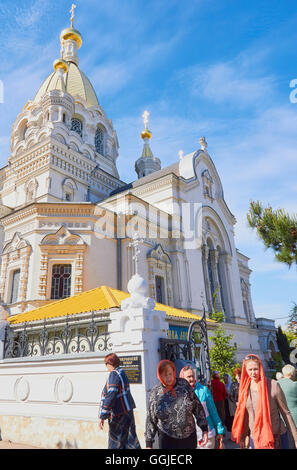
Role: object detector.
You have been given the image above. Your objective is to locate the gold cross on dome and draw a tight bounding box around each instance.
[142,110,149,129]
[70,4,76,27]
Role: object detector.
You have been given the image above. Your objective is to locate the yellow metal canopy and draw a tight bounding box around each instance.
[8,286,215,325]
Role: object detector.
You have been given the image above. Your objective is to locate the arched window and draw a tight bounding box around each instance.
[62,178,76,201]
[71,118,83,137]
[10,269,20,304]
[95,126,104,155]
[155,275,165,304]
[26,178,38,203]
[51,264,72,299]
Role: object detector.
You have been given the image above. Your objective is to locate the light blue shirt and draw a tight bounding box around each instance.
[194,382,225,438]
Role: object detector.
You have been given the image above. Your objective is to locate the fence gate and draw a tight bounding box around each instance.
[159,307,211,386]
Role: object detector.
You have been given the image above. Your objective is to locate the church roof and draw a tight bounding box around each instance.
[110,162,180,196]
[7,285,214,325]
[33,62,99,107]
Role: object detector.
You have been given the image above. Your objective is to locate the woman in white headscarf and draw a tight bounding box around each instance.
[223,373,233,432]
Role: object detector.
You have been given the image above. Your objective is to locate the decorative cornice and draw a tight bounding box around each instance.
[0,203,96,226]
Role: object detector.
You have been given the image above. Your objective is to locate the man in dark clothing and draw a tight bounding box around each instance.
[211,371,227,426]
[99,353,141,449]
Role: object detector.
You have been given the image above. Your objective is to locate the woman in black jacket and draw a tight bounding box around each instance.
[145,360,208,449]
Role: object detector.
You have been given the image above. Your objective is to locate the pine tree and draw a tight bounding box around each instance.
[276,326,291,364]
[247,201,297,266]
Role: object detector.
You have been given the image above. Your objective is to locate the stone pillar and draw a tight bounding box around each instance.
[209,249,223,312]
[0,254,9,302]
[19,245,32,306]
[108,273,167,447]
[109,273,167,392]
[201,245,212,312]
[220,253,235,321]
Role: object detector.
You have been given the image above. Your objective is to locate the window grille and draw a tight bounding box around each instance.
[51,264,72,300]
[95,127,104,154]
[71,118,83,137]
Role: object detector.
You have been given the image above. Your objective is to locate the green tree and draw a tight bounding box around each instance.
[209,315,238,378]
[247,201,297,266]
[288,302,297,336]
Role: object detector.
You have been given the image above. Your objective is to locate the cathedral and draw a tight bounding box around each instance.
[0,13,278,367]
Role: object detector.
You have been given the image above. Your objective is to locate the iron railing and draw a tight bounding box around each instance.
[3,311,112,359]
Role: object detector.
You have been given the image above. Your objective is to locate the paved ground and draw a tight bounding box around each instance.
[0,430,239,449]
[0,440,42,449]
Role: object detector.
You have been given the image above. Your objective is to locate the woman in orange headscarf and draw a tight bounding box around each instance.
[231,354,297,449]
[145,360,208,449]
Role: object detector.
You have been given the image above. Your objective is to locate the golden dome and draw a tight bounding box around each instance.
[141,128,152,140]
[60,27,83,48]
[33,62,99,107]
[53,58,68,73]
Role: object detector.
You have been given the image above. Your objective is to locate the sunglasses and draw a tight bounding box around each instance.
[244,354,259,361]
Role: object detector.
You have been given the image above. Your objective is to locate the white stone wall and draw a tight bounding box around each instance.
[0,352,148,449]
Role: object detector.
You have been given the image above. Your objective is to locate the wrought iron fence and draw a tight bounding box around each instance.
[159,338,192,362]
[3,312,112,359]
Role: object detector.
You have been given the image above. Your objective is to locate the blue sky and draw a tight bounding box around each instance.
[0,0,297,329]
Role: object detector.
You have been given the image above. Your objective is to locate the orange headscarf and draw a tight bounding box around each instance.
[231,354,274,449]
[157,360,177,398]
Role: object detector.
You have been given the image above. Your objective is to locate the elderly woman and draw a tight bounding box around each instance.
[145,360,208,449]
[99,353,141,449]
[231,354,297,449]
[278,364,297,448]
[180,366,225,449]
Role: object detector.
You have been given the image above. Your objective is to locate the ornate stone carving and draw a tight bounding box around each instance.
[14,377,30,402]
[54,376,74,403]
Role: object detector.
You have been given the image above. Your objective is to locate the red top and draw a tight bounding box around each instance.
[211,377,227,402]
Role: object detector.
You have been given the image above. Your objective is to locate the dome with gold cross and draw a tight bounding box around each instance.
[33,5,99,108]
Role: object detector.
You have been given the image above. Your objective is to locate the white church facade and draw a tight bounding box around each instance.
[0,10,280,448]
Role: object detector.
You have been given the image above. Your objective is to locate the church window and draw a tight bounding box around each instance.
[63,113,66,123]
[51,264,72,300]
[95,127,104,155]
[71,118,83,137]
[65,192,72,201]
[155,275,165,304]
[10,269,20,304]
